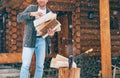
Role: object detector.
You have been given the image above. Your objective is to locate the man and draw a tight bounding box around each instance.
[17,0,54,78]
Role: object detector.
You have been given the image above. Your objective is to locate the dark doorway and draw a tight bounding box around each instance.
[50,11,72,57]
[0,8,7,52]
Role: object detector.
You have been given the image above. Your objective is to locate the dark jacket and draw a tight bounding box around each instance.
[17,5,51,53]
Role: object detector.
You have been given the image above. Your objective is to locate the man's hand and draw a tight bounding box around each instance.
[47,28,55,37]
[30,12,43,18]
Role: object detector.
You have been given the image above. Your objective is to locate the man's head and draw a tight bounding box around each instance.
[37,0,48,8]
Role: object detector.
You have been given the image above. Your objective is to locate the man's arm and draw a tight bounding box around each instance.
[17,5,35,22]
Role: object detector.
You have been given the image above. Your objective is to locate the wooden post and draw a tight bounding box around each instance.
[59,67,80,78]
[100,0,112,78]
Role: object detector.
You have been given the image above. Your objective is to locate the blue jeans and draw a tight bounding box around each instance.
[20,38,46,78]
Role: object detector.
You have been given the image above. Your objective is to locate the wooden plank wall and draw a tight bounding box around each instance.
[0,0,119,63]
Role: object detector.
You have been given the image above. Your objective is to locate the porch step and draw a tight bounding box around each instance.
[0,65,20,78]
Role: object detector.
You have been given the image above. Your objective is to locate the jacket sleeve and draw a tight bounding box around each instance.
[17,5,35,22]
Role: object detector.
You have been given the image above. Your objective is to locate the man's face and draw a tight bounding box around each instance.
[37,0,48,7]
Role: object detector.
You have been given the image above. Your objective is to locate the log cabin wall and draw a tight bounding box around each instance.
[0,0,120,77]
[0,0,119,60]
[75,0,120,77]
[78,0,100,56]
[110,0,120,56]
[4,1,31,53]
[76,0,120,56]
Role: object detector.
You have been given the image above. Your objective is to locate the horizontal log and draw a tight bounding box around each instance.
[81,45,120,53]
[111,40,120,46]
[81,40,100,46]
[81,29,100,35]
[49,0,75,3]
[0,53,22,64]
[0,53,57,64]
[80,7,99,12]
[81,46,100,52]
[80,13,99,17]
[110,0,120,3]
[80,21,99,25]
[110,30,120,35]
[81,51,120,57]
[111,35,120,40]
[47,5,73,11]
[80,34,120,40]
[80,25,100,29]
[80,29,120,36]
[81,34,99,40]
[80,19,99,23]
[80,1,99,7]
[80,40,120,47]
[112,51,120,56]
